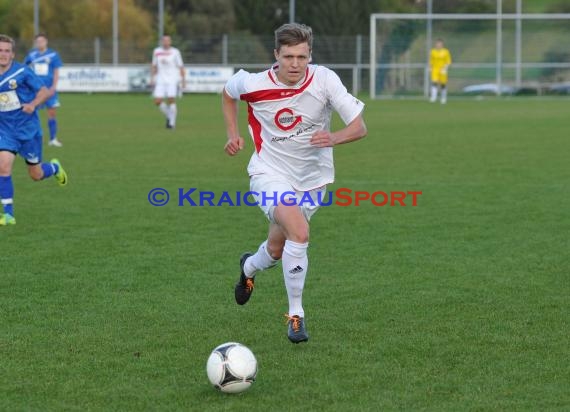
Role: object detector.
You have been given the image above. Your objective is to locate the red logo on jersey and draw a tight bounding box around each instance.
[274,108,302,131]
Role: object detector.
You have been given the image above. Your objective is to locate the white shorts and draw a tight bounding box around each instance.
[153,82,179,99]
[249,174,326,223]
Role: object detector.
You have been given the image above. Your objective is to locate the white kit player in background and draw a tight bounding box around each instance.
[151,35,185,129]
[223,23,367,343]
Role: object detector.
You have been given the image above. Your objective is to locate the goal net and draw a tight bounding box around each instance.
[369,12,570,99]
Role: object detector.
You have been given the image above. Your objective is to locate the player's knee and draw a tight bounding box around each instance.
[288,225,309,244]
[0,165,11,175]
[266,241,284,260]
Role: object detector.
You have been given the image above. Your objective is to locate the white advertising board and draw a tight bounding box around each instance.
[58,66,234,93]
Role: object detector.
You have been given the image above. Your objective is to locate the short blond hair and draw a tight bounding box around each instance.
[275,23,313,51]
[0,34,15,51]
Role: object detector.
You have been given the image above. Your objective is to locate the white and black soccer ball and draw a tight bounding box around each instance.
[206,342,257,393]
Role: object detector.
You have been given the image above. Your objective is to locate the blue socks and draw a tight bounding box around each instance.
[48,118,57,141]
[0,175,14,216]
[41,162,59,179]
[0,163,61,218]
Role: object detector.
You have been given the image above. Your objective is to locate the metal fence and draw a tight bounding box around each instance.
[14,34,370,96]
[14,14,570,98]
[370,12,570,98]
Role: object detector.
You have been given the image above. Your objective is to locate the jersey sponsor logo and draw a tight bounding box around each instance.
[33,62,49,76]
[274,108,302,131]
[9,79,17,89]
[0,91,22,112]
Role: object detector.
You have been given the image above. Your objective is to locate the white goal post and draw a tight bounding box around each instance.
[369,11,570,99]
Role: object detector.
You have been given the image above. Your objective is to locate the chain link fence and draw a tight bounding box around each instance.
[14,34,371,95]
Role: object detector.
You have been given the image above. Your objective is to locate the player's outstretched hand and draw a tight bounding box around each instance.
[225,136,245,156]
[310,130,336,148]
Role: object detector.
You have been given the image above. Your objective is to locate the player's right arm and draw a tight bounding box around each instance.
[222,88,244,156]
[223,70,250,156]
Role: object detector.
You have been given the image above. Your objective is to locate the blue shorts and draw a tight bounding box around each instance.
[39,93,60,110]
[0,132,43,164]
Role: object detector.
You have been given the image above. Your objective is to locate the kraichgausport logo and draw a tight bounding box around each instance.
[147,188,422,207]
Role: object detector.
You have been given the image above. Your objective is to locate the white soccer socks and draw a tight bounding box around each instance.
[441,88,447,104]
[168,104,177,127]
[282,240,308,318]
[430,85,438,102]
[244,240,278,278]
[159,101,169,117]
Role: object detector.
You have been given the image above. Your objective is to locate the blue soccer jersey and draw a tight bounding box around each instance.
[0,61,44,141]
[24,48,62,89]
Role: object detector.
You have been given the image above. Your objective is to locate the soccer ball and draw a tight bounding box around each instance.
[206,342,257,393]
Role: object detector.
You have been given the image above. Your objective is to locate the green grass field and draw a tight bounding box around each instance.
[1,94,568,411]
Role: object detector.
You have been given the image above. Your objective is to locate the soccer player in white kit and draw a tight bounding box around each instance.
[151,35,185,129]
[223,23,367,343]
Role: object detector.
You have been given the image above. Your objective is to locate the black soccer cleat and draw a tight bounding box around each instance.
[235,253,254,305]
[286,314,309,343]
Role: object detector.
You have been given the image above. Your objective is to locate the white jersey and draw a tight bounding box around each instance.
[225,64,364,191]
[152,47,184,84]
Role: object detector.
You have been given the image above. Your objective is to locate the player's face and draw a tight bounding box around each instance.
[435,41,443,49]
[35,36,48,51]
[274,42,311,86]
[0,41,15,69]
[162,36,172,49]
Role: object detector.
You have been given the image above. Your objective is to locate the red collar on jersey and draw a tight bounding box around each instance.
[268,64,309,86]
[240,66,314,103]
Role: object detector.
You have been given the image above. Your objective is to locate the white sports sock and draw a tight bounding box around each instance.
[168,103,177,127]
[244,240,278,278]
[430,85,438,101]
[441,88,448,103]
[282,240,308,318]
[159,102,169,118]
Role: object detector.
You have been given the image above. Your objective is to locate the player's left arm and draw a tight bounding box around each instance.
[442,49,452,73]
[21,69,50,114]
[177,50,186,90]
[311,68,367,147]
[22,86,50,114]
[310,114,366,147]
[179,66,186,90]
[50,52,62,96]
[50,68,59,96]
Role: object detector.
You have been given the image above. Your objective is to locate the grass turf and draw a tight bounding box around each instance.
[1,94,569,411]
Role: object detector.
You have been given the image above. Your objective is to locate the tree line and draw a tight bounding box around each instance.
[2,0,529,42]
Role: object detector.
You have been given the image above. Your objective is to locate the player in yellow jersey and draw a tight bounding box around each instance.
[429,39,452,104]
